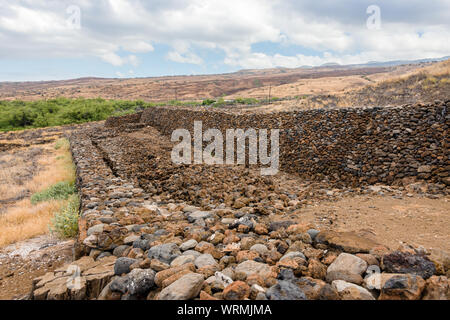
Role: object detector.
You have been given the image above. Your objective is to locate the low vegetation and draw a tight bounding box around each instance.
[0,97,274,131]
[0,98,149,131]
[0,137,78,246]
[49,194,79,239]
[30,181,76,205]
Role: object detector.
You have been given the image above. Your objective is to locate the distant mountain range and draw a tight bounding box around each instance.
[319,56,450,68]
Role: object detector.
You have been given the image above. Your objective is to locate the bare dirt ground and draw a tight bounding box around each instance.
[0,236,73,300]
[300,195,450,253]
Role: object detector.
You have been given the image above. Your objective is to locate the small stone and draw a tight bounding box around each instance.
[422,276,449,300]
[223,281,250,300]
[307,229,320,241]
[332,280,375,300]
[123,234,140,245]
[266,281,307,300]
[87,224,105,236]
[379,273,426,300]
[150,259,170,272]
[114,257,137,275]
[189,211,212,220]
[235,260,275,278]
[417,165,432,173]
[147,243,181,264]
[83,234,98,248]
[356,254,379,266]
[182,250,201,258]
[170,255,196,268]
[326,253,368,284]
[180,239,198,251]
[194,254,219,269]
[126,268,156,296]
[306,259,327,280]
[154,263,196,287]
[113,245,130,257]
[280,251,306,261]
[157,273,205,300]
[133,239,151,251]
[296,277,339,300]
[250,244,269,255]
[381,251,436,280]
[200,291,219,300]
[316,231,379,253]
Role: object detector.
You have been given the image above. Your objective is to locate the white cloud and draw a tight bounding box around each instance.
[167,51,203,65]
[0,0,449,72]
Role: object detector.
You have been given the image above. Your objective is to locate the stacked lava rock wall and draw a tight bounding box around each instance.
[139,101,449,187]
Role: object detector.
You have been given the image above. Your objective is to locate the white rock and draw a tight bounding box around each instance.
[158,273,204,300]
[249,244,269,255]
[194,254,218,269]
[327,253,368,284]
[235,260,273,278]
[180,239,198,251]
[214,271,233,286]
[170,255,196,268]
[87,224,105,236]
[123,234,140,245]
[332,280,375,300]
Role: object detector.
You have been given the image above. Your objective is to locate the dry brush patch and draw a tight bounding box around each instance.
[0,136,76,247]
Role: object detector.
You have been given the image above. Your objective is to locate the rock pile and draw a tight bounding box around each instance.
[29,102,449,300]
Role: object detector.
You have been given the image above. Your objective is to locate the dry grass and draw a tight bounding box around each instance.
[0,199,64,246]
[0,136,75,247]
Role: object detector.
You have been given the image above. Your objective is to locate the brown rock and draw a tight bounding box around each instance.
[154,263,196,287]
[306,259,327,280]
[297,277,339,300]
[378,273,426,300]
[316,231,379,253]
[150,259,170,272]
[200,290,219,300]
[254,224,268,235]
[223,281,250,300]
[356,254,379,266]
[236,250,260,263]
[161,269,194,288]
[422,276,450,300]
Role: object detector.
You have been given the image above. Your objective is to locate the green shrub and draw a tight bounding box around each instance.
[31,181,76,204]
[49,194,79,238]
[202,99,216,105]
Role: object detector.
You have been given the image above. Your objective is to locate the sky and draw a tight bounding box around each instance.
[0,0,449,81]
